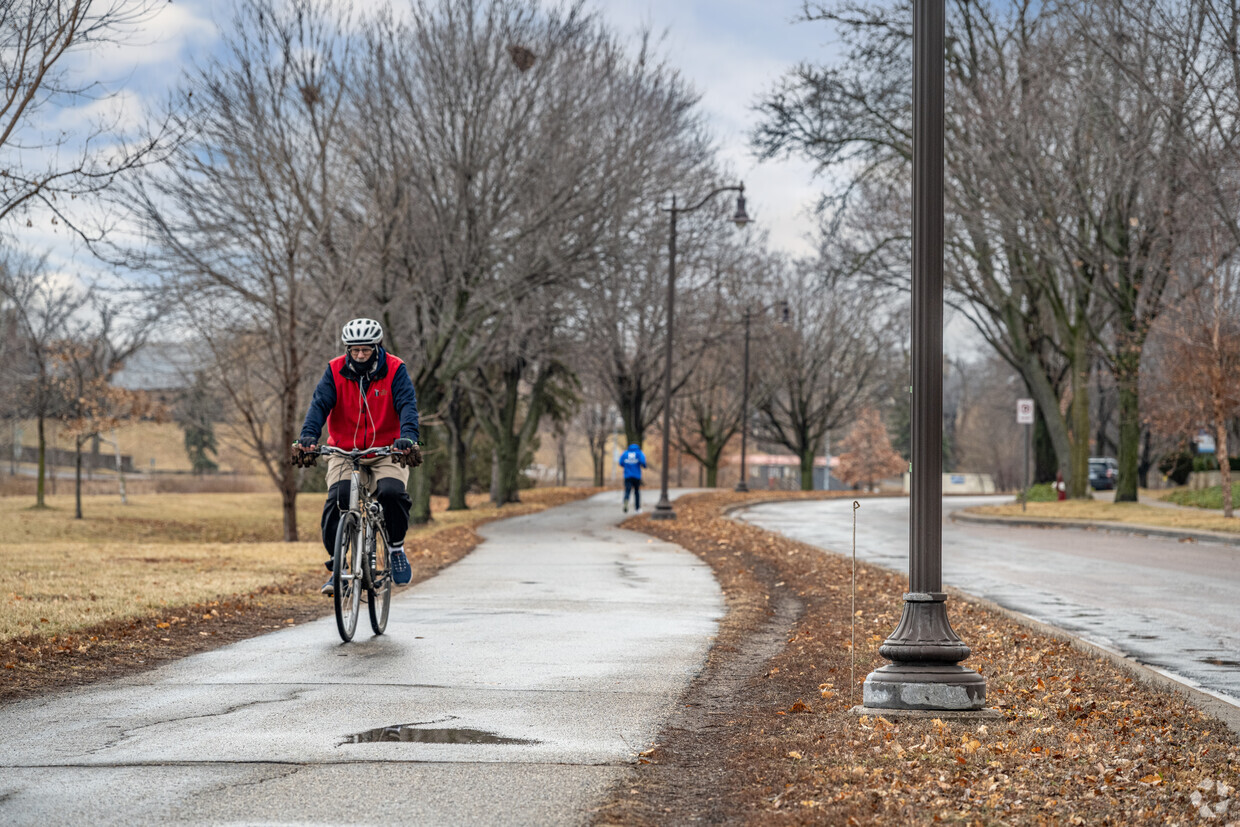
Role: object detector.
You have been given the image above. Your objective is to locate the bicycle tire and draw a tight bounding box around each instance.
[333,514,362,642]
[367,522,391,635]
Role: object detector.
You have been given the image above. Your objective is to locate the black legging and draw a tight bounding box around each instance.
[321,478,412,557]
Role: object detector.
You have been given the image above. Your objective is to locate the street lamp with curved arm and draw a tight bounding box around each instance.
[651,183,751,520]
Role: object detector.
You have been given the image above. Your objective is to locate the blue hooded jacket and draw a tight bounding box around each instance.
[618,444,647,481]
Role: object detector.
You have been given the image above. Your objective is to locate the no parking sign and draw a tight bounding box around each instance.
[1016,398,1034,424]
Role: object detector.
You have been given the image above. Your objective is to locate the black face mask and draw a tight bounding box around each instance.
[346,348,379,377]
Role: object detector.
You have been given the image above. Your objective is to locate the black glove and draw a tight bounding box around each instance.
[393,437,414,452]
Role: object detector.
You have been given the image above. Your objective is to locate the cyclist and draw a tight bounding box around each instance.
[618,443,647,513]
[294,318,421,595]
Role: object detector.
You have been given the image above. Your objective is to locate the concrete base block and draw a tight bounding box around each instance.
[863,662,988,711]
[849,705,1005,722]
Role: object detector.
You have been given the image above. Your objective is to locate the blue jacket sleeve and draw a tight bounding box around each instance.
[390,363,420,442]
[300,366,337,443]
[639,450,647,468]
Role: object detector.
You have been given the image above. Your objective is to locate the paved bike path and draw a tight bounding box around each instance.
[0,491,723,826]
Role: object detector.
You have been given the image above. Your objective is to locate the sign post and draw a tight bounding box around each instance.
[1017,399,1034,511]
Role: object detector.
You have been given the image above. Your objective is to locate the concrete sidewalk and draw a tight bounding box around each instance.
[0,491,724,826]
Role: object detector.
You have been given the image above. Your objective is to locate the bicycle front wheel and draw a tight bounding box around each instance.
[367,527,391,636]
[333,514,362,642]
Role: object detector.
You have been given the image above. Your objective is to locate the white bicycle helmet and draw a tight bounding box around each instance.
[341,318,383,347]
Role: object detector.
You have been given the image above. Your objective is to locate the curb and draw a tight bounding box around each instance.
[949,510,1240,548]
[949,588,1240,740]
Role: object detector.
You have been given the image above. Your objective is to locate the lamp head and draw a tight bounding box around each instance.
[732,184,751,227]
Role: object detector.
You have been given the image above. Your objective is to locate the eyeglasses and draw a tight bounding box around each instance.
[348,346,374,358]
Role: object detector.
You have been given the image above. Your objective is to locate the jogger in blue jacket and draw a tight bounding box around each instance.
[618,444,647,513]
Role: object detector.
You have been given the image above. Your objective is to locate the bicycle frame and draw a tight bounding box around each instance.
[311,445,399,640]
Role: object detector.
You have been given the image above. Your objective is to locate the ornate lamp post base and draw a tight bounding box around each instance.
[650,499,676,520]
[734,481,749,493]
[863,592,988,711]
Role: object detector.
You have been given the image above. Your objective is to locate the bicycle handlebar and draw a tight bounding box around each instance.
[308,445,399,460]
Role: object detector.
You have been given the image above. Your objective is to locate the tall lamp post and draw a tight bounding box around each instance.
[652,184,752,520]
[735,308,754,493]
[861,0,988,711]
[734,300,790,493]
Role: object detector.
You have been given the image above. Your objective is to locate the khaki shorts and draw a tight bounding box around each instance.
[325,454,410,490]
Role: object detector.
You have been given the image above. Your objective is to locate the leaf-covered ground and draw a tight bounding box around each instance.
[594,491,1239,825]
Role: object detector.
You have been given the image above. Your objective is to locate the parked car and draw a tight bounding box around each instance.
[1089,457,1118,490]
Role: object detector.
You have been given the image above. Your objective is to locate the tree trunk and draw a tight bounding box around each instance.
[280,395,299,541]
[447,427,468,511]
[1033,408,1058,484]
[617,375,645,448]
[74,435,84,520]
[35,413,46,508]
[411,426,439,525]
[799,447,814,491]
[493,431,521,505]
[1217,413,1233,519]
[280,469,299,542]
[1022,362,1073,486]
[1067,351,1091,499]
[591,446,605,487]
[1114,344,1141,503]
[446,392,469,511]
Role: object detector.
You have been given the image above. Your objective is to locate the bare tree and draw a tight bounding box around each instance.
[0,251,88,506]
[755,0,1201,502]
[351,0,719,520]
[0,0,171,236]
[755,265,899,491]
[50,294,151,518]
[132,0,355,540]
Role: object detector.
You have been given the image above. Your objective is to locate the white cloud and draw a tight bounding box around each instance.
[74,3,219,81]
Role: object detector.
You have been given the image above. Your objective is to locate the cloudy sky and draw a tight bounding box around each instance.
[20,0,835,277]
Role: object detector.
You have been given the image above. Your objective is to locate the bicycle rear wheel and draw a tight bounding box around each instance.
[333,514,362,642]
[367,525,391,635]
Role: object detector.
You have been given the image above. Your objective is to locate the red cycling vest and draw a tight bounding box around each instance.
[325,354,405,450]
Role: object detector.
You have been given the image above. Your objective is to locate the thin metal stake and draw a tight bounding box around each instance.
[851,500,860,706]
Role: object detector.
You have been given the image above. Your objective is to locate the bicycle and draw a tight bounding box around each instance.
[294,444,404,642]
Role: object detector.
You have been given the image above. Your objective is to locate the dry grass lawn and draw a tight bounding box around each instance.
[0,489,579,642]
[970,495,1240,534]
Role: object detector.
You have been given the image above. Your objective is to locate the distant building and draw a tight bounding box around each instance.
[112,342,202,406]
[745,453,847,491]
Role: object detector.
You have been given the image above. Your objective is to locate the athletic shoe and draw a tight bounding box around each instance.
[390,548,412,585]
[635,507,641,513]
[321,577,334,596]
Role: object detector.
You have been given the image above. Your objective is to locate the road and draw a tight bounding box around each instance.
[0,491,723,826]
[735,496,1240,705]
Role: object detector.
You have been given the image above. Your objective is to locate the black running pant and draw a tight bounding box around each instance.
[624,477,641,510]
[321,478,412,557]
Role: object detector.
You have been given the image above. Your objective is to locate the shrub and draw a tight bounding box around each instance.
[1023,482,1059,502]
[1164,482,1240,510]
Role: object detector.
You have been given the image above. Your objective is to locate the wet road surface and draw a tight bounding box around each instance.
[736,496,1240,705]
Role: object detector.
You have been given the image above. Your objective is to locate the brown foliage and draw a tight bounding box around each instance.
[835,408,907,491]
